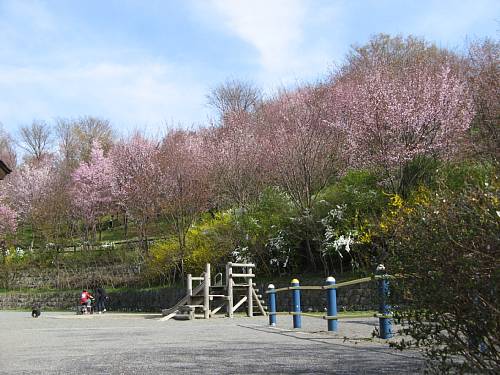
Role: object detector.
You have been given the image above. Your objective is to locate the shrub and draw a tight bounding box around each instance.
[314,170,388,272]
[146,212,235,283]
[387,169,499,373]
[232,187,298,274]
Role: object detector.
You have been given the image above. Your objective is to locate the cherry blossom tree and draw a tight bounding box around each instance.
[7,165,50,221]
[71,142,114,241]
[0,204,17,261]
[0,34,489,280]
[336,40,474,194]
[261,86,346,210]
[205,111,269,207]
[0,204,17,238]
[466,39,500,161]
[110,134,161,250]
[158,129,213,275]
[2,162,53,241]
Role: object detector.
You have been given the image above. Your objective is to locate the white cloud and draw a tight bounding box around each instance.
[200,0,338,86]
[208,0,305,73]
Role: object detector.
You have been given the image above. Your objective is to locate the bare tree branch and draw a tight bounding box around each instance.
[18,120,52,162]
[207,79,262,120]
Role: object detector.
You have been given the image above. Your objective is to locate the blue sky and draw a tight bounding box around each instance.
[0,0,498,135]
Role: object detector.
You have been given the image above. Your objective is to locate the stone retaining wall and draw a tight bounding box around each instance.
[1,264,142,290]
[0,291,77,311]
[0,281,377,313]
[0,288,184,313]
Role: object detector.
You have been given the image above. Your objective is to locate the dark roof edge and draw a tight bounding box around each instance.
[0,159,12,174]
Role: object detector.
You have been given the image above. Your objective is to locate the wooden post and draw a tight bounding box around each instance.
[247,266,253,317]
[204,263,211,319]
[226,263,234,318]
[187,274,193,297]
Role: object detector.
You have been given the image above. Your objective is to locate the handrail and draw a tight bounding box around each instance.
[265,265,396,339]
[228,262,255,268]
[266,274,398,294]
[268,311,391,320]
[322,276,373,289]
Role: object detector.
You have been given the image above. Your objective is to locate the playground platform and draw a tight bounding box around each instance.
[0,311,424,374]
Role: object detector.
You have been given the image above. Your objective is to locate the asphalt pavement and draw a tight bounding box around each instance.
[0,311,424,374]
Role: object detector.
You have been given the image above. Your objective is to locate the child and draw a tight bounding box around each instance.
[80,289,94,314]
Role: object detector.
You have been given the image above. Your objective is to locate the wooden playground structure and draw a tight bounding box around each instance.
[161,262,267,320]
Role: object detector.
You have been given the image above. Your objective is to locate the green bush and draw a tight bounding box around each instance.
[316,170,388,218]
[146,212,236,283]
[387,169,499,373]
[313,170,388,272]
[435,161,496,191]
[232,187,298,274]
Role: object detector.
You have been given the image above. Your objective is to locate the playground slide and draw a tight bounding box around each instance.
[161,281,205,318]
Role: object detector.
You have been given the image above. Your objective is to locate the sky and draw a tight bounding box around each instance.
[0,0,498,135]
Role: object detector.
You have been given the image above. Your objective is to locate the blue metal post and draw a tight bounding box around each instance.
[268,284,277,326]
[377,264,393,339]
[326,276,338,332]
[291,278,302,329]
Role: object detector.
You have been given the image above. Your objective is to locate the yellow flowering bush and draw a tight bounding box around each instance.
[146,212,235,282]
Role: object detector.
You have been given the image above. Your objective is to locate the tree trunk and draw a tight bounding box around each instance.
[178,229,187,279]
[124,213,128,237]
[319,253,329,277]
[141,220,149,252]
[305,238,317,271]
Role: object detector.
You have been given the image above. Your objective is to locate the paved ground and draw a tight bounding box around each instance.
[0,311,424,374]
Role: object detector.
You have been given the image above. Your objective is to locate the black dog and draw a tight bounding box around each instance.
[31,307,41,318]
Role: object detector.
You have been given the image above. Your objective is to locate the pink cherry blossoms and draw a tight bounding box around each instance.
[342,62,473,171]
[3,162,53,223]
[259,86,346,210]
[0,204,17,238]
[71,142,114,234]
[110,134,161,242]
